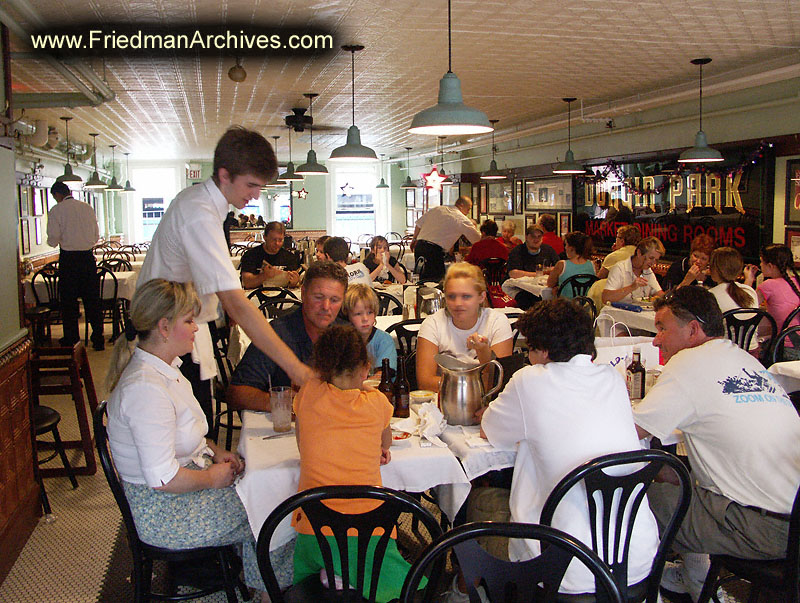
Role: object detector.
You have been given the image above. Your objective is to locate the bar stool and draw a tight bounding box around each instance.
[34,405,78,521]
[30,342,99,476]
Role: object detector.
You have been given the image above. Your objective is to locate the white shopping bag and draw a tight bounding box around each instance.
[594,319,660,376]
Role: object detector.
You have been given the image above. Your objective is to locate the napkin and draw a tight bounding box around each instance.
[611,301,644,312]
[392,402,447,447]
[460,425,492,448]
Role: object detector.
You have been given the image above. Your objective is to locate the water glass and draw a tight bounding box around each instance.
[270,386,293,432]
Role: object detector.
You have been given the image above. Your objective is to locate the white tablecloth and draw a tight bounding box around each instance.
[23,269,138,303]
[768,361,800,393]
[236,411,472,550]
[502,276,554,301]
[440,425,517,481]
[596,305,657,335]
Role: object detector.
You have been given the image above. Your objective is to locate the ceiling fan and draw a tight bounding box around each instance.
[283,105,345,134]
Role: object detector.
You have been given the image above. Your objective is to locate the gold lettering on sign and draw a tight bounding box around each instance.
[642,176,656,210]
[584,182,595,206]
[625,178,637,209]
[670,177,683,212]
[725,172,745,214]
[687,174,703,212]
[705,174,722,212]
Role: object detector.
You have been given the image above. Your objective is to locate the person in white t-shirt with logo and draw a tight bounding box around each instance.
[322,236,372,286]
[416,263,512,392]
[633,286,800,602]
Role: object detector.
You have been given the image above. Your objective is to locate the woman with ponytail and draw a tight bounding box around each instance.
[709,247,757,312]
[106,279,276,601]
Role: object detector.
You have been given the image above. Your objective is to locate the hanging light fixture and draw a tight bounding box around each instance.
[552,98,586,175]
[263,136,287,188]
[84,133,108,189]
[228,57,246,82]
[678,58,723,164]
[106,144,124,191]
[437,136,454,186]
[123,152,136,192]
[400,147,416,189]
[279,126,304,182]
[408,0,493,136]
[376,153,390,189]
[56,116,82,183]
[295,93,328,175]
[329,45,379,163]
[481,120,506,180]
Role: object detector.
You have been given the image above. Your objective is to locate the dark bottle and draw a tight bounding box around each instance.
[393,354,410,418]
[378,358,394,403]
[626,351,646,403]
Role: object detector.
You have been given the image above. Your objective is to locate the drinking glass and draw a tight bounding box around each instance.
[270,386,293,432]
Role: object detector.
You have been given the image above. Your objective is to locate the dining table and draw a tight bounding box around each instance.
[501,275,554,301]
[596,304,657,335]
[23,269,139,304]
[768,361,800,393]
[235,411,473,550]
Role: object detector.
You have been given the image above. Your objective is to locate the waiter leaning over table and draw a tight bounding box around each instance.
[138,127,312,432]
[410,196,480,281]
[47,181,105,350]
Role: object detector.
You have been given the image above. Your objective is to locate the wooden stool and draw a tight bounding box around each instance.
[34,405,79,519]
[30,343,99,476]
[24,306,53,346]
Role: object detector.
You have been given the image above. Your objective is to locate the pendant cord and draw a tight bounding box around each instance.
[699,63,704,132]
[447,0,452,73]
[351,51,356,126]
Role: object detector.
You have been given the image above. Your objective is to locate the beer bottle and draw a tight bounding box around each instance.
[626,351,646,403]
[393,354,410,418]
[378,358,394,403]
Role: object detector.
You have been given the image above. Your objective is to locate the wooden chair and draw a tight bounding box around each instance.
[247,286,299,306]
[34,405,78,520]
[99,257,133,272]
[557,273,599,298]
[84,266,120,344]
[258,297,303,320]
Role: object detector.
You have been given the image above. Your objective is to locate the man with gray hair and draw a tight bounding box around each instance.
[410,196,480,280]
[633,286,800,601]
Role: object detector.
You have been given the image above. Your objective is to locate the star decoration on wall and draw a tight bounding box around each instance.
[339,182,355,197]
[295,188,308,199]
[423,166,446,192]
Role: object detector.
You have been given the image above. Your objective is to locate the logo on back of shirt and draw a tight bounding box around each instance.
[718,368,791,406]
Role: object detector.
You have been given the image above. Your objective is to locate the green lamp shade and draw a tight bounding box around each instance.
[409,72,494,136]
[279,161,304,182]
[376,177,390,189]
[480,159,506,180]
[106,176,124,192]
[678,131,724,163]
[552,149,586,175]
[84,171,108,189]
[123,180,136,192]
[329,125,379,162]
[56,163,82,183]
[400,176,416,189]
[295,149,328,175]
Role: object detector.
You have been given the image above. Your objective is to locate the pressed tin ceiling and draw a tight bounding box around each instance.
[4,0,800,162]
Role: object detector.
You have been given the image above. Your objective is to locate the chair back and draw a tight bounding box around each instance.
[414,256,426,276]
[99,257,132,272]
[721,308,777,358]
[97,265,118,301]
[772,326,800,366]
[480,258,508,288]
[258,297,303,320]
[540,449,691,603]
[103,249,135,263]
[230,244,250,256]
[31,263,60,307]
[388,242,405,262]
[573,295,598,320]
[782,306,800,333]
[209,320,234,388]
[256,485,442,603]
[386,318,424,356]
[558,273,599,298]
[376,291,403,316]
[404,350,418,391]
[400,522,623,603]
[247,286,299,306]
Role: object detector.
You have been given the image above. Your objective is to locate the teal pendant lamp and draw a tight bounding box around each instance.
[329,45,378,163]
[552,98,586,175]
[84,133,108,189]
[376,154,390,189]
[678,58,723,164]
[123,152,136,192]
[106,144,124,191]
[438,136,454,185]
[408,0,493,136]
[400,147,416,189]
[56,116,82,183]
[481,120,506,180]
[279,127,304,182]
[295,93,328,175]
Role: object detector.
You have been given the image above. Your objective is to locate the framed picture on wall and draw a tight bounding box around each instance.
[515,180,523,214]
[487,182,513,215]
[21,219,30,254]
[786,227,800,267]
[526,213,538,230]
[557,212,572,237]
[524,181,538,211]
[785,159,800,225]
[33,189,45,216]
[34,217,42,245]
[18,185,30,217]
[406,189,415,208]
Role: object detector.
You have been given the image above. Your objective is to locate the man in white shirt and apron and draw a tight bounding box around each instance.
[411,196,480,281]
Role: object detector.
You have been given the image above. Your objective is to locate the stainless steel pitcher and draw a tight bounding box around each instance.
[435,354,504,426]
[416,287,444,317]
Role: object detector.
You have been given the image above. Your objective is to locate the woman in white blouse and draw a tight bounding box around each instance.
[416,263,513,392]
[106,279,270,600]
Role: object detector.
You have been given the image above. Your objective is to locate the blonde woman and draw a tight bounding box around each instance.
[416,263,513,392]
[602,237,665,304]
[105,279,277,601]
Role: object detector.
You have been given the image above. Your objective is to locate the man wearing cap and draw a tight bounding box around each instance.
[410,196,481,281]
[505,224,559,309]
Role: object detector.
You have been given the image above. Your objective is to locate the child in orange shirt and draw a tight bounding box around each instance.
[292,324,415,602]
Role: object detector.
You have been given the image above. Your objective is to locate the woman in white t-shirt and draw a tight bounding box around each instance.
[416,263,513,391]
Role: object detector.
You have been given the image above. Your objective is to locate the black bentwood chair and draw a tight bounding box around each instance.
[256,485,442,603]
[540,450,691,603]
[697,481,800,603]
[94,402,248,603]
[720,308,777,362]
[558,274,599,298]
[399,522,623,603]
[386,318,424,356]
[376,291,403,316]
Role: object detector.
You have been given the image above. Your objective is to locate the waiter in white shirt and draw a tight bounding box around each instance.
[138,127,311,432]
[411,196,480,281]
[47,182,104,349]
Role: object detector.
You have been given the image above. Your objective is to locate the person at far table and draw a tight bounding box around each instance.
[363,236,406,284]
[547,232,595,298]
[323,237,372,286]
[595,224,642,279]
[663,234,715,290]
[498,220,523,251]
[416,263,513,392]
[537,213,565,257]
[314,235,330,262]
[342,284,397,374]
[506,223,559,309]
[410,196,481,281]
[470,299,659,598]
[465,219,509,265]
[602,236,665,304]
[239,221,301,289]
[226,262,348,412]
[632,286,800,602]
[708,247,758,313]
[223,211,238,247]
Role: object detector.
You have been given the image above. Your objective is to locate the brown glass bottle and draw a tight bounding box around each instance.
[378,358,394,404]
[393,354,410,418]
[626,351,646,403]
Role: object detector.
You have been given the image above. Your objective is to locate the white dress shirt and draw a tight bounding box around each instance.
[46,195,100,251]
[415,205,480,250]
[107,348,212,487]
[604,257,662,302]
